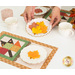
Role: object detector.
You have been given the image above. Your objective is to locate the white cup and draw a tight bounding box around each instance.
[58,22,74,37]
[5,17,18,31]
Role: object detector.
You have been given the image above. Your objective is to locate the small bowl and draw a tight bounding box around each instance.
[58,22,74,37]
[5,17,18,25]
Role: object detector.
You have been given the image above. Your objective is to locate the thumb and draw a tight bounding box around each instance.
[50,17,55,25]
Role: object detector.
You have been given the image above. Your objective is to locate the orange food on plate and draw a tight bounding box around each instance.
[29,21,48,35]
[0,47,2,49]
[72,24,75,30]
[28,50,40,59]
[35,9,43,13]
[29,22,39,30]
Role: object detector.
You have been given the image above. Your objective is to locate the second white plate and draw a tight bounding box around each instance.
[20,45,47,64]
[34,6,48,15]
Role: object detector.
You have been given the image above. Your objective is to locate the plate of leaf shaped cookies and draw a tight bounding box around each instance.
[26,18,52,37]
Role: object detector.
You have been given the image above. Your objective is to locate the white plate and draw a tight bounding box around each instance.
[20,45,47,64]
[26,18,52,37]
[34,6,48,15]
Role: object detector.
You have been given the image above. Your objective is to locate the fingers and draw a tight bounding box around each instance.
[52,18,61,28]
[28,13,31,22]
[24,12,27,23]
[50,17,55,25]
[31,6,35,19]
[31,13,34,19]
[24,6,35,23]
[24,12,31,23]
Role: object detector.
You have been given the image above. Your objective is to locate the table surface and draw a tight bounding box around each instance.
[0,6,75,69]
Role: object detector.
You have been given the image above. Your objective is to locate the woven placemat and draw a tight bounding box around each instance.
[0,31,58,69]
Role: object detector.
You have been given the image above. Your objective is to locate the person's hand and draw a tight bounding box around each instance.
[24,6,35,23]
[50,6,61,28]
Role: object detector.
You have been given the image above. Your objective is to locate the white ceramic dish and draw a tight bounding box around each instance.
[5,17,18,25]
[58,22,74,37]
[34,6,48,15]
[20,45,47,64]
[26,18,52,37]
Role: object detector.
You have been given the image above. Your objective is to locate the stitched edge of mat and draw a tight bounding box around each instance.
[0,31,58,69]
